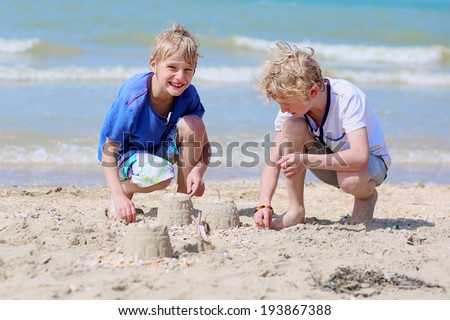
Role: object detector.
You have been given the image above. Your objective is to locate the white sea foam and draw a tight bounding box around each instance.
[330,69,450,87]
[233,36,450,65]
[0,65,258,84]
[1,65,449,87]
[0,66,145,82]
[2,36,448,67]
[0,145,97,165]
[389,149,450,167]
[1,143,449,167]
[0,38,41,53]
[195,66,257,83]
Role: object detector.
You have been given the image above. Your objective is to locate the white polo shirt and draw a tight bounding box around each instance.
[274,78,391,167]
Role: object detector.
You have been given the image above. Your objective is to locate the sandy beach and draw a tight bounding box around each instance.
[0,180,448,300]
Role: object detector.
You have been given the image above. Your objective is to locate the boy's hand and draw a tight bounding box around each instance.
[277,153,306,178]
[186,170,205,197]
[110,193,136,223]
[254,207,273,229]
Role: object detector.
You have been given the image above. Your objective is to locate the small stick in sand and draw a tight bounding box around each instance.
[172,183,178,195]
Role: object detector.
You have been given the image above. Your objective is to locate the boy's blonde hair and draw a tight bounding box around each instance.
[255,41,324,102]
[150,23,200,67]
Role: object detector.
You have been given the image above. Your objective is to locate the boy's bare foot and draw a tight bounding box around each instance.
[343,189,378,225]
[271,208,305,230]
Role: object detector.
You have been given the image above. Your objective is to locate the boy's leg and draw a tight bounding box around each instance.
[121,178,172,195]
[337,155,385,224]
[271,170,307,230]
[351,188,378,225]
[272,117,314,229]
[176,115,207,193]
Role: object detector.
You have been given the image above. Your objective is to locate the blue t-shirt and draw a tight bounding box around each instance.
[98,72,205,161]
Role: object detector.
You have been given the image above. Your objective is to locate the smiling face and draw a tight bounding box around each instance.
[150,54,195,99]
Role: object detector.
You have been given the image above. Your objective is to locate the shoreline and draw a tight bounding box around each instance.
[1,164,450,187]
[0,180,449,299]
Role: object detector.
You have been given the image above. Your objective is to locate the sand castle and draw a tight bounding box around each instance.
[123,222,173,259]
[156,192,194,227]
[201,190,240,230]
[123,188,240,260]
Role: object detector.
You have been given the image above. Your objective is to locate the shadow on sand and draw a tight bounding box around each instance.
[238,207,435,232]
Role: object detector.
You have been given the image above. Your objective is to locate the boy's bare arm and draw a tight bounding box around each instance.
[255,132,283,229]
[102,139,136,222]
[278,127,370,175]
[307,127,370,171]
[193,133,211,176]
[185,133,210,196]
[101,140,123,195]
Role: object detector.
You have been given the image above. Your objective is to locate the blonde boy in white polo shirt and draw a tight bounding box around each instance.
[254,41,391,230]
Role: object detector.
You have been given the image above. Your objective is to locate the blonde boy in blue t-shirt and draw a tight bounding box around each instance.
[98,23,210,223]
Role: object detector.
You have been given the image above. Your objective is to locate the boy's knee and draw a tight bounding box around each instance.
[178,115,206,139]
[282,117,309,142]
[157,178,172,190]
[338,174,361,195]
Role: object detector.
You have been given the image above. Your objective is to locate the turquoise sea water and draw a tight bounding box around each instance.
[1,0,449,185]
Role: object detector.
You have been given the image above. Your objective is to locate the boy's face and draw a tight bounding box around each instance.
[276,95,311,116]
[150,54,196,97]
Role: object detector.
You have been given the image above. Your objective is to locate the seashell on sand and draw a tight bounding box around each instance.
[123,222,173,259]
[156,192,194,227]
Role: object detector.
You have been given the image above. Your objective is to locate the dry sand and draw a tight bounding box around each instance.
[0,180,449,300]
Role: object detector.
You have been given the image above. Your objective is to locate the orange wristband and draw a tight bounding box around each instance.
[254,205,274,214]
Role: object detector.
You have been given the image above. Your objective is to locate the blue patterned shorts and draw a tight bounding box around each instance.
[117,122,180,188]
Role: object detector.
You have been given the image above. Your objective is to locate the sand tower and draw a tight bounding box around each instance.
[123,222,173,259]
[201,190,240,230]
[156,192,194,227]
